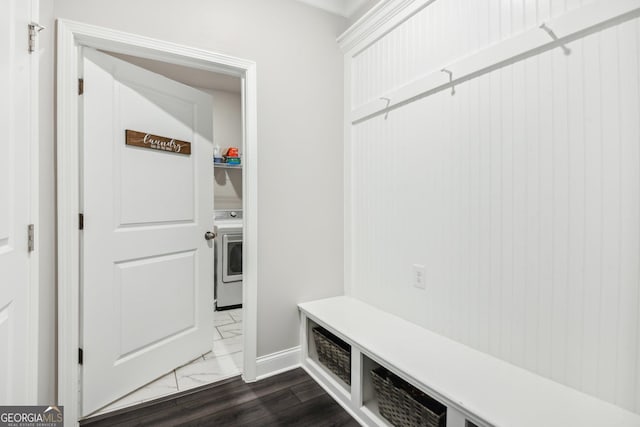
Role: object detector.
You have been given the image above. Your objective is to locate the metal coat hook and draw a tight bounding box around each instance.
[539,22,571,56]
[441,69,455,96]
[380,97,391,120]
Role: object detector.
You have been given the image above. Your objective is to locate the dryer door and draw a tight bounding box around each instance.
[222,233,243,283]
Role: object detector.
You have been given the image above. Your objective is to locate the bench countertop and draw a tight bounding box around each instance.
[299,296,640,427]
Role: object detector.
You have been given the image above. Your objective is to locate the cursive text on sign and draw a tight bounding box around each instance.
[125,130,191,155]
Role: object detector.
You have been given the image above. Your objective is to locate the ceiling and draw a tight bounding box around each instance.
[294,0,376,18]
[106,52,241,93]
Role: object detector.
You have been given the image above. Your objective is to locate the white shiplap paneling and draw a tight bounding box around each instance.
[349,15,640,413]
[351,0,598,108]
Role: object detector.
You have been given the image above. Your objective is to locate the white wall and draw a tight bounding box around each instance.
[39,0,346,372]
[210,90,242,156]
[209,90,243,210]
[345,0,640,414]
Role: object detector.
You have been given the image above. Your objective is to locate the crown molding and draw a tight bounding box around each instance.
[338,0,434,54]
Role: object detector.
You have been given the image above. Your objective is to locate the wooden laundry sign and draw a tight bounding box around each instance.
[125,130,191,155]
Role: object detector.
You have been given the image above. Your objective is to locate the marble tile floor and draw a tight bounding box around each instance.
[93,308,243,416]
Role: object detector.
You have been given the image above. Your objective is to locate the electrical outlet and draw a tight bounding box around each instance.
[412,264,426,290]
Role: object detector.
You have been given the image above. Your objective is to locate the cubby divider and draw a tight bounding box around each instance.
[300,311,472,427]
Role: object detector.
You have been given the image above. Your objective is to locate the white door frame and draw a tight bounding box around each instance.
[20,0,41,404]
[56,19,258,424]
[27,0,40,403]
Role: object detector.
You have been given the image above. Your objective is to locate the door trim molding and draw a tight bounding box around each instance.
[27,0,41,404]
[56,19,259,424]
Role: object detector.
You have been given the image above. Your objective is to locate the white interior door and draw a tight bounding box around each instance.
[82,48,215,415]
[0,0,34,404]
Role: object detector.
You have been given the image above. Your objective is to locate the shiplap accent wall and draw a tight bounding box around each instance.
[346,0,640,414]
[352,0,597,108]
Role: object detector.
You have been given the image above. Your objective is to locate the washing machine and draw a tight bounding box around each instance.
[214,210,243,310]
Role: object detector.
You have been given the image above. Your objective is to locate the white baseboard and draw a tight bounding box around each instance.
[255,346,301,381]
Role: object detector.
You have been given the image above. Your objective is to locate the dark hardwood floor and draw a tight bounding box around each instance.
[80,368,359,427]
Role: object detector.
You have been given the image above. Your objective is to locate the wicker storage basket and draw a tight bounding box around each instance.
[312,327,351,385]
[371,367,446,427]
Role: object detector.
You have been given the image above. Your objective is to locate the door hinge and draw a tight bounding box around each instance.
[78,348,83,365]
[27,224,34,252]
[78,78,84,95]
[79,213,84,230]
[28,23,45,54]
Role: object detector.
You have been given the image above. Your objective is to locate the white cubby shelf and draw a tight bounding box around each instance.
[298,296,640,427]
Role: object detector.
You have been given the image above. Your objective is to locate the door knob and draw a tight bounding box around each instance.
[204,231,217,241]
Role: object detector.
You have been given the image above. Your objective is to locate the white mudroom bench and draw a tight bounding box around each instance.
[298,296,640,427]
